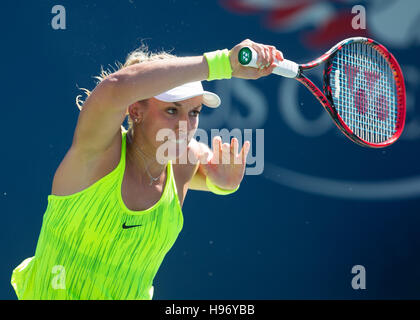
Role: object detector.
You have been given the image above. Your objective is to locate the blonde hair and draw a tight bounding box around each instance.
[75,43,177,133]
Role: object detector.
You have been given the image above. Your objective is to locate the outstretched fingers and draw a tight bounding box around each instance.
[239,140,251,165]
[210,136,251,165]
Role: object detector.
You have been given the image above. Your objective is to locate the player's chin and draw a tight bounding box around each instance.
[157,139,190,162]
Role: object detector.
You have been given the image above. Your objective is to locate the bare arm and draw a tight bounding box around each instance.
[73,39,280,155]
[188,135,250,193]
[109,56,209,107]
[188,141,212,192]
[72,56,210,155]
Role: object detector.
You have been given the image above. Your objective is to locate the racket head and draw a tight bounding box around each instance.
[321,37,406,148]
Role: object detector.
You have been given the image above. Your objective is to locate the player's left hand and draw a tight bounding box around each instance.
[198,136,250,190]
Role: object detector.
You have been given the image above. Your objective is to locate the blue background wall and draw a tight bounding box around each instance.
[2,0,420,299]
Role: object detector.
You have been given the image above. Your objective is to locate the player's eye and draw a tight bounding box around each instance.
[166,108,177,115]
[190,110,201,117]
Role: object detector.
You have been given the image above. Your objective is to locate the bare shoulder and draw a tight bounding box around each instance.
[50,130,122,196]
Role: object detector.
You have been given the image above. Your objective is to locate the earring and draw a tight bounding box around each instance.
[134,116,143,124]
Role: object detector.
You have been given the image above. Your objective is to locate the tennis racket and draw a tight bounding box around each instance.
[238,37,406,148]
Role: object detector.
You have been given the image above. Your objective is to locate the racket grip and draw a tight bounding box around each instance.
[238,46,299,78]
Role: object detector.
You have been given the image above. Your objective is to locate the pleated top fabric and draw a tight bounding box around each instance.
[11,130,184,299]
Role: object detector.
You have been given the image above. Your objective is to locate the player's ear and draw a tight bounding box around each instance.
[128,102,145,121]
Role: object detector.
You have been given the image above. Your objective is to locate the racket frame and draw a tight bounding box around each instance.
[238,37,406,148]
[299,37,406,148]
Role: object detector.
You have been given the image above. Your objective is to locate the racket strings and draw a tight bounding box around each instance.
[331,66,398,103]
[330,42,398,144]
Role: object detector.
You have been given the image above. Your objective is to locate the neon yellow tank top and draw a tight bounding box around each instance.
[11,130,184,300]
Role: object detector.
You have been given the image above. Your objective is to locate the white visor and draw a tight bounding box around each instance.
[154,81,221,108]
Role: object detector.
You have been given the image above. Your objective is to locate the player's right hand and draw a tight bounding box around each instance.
[229,39,283,80]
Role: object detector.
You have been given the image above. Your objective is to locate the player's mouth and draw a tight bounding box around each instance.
[169,138,187,144]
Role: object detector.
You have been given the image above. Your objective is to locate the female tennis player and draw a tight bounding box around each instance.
[11,39,283,300]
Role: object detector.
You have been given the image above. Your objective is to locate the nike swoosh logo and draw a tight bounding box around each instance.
[122,222,142,229]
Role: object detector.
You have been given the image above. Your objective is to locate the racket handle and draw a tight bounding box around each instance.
[238,46,299,78]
